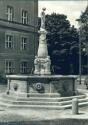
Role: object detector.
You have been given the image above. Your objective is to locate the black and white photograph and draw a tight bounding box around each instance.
[0,0,87,125]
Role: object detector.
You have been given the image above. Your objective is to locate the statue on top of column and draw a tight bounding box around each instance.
[41,8,46,29]
[34,7,51,75]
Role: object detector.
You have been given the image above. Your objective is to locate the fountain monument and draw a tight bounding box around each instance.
[6,8,77,98]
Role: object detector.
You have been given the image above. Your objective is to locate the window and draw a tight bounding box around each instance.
[21,37,27,50]
[7,6,13,21]
[20,61,28,74]
[22,10,28,24]
[5,35,13,48]
[5,60,15,74]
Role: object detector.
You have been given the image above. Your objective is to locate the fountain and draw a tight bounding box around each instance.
[5,8,77,103]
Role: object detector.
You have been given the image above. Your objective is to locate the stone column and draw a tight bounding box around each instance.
[34,8,51,75]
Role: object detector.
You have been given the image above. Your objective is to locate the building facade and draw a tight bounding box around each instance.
[0,0,38,75]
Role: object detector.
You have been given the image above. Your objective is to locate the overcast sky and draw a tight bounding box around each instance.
[39,1,88,27]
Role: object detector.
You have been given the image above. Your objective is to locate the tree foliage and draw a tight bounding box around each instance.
[38,13,79,74]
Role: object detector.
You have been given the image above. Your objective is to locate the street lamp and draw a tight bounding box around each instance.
[77,20,84,84]
[79,26,82,84]
[78,20,88,84]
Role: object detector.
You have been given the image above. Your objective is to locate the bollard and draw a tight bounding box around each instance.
[72,98,79,115]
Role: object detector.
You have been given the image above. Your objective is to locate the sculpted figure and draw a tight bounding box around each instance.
[41,8,46,29]
[45,56,51,74]
[34,56,40,74]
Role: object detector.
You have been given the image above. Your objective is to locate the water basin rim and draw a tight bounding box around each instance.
[6,75,77,79]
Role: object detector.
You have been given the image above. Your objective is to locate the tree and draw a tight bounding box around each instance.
[38,13,79,74]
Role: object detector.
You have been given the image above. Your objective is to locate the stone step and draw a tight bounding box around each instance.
[0,100,88,110]
[0,93,87,110]
[0,95,87,106]
[0,102,9,108]
[2,93,61,100]
[59,98,88,106]
[0,94,86,103]
[0,101,64,110]
[0,96,61,102]
[0,97,87,110]
[61,101,88,109]
[9,105,64,110]
[27,93,61,98]
[7,92,61,98]
[4,98,88,106]
[17,95,86,102]
[3,104,65,110]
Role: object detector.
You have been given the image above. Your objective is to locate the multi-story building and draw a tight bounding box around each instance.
[0,0,38,75]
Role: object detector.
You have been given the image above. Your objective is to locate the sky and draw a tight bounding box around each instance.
[38,0,88,27]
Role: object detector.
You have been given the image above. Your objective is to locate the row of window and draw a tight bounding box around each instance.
[5,60,29,74]
[5,35,27,50]
[7,6,28,24]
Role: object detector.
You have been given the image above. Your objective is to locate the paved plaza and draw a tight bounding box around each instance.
[0,83,87,125]
[0,106,87,124]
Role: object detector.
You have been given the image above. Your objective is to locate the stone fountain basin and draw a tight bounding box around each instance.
[6,75,77,97]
